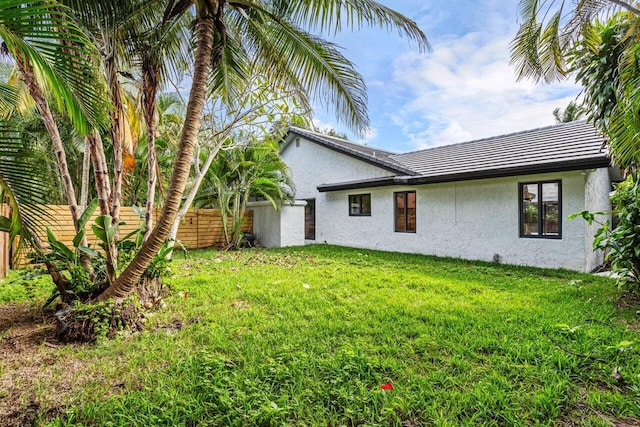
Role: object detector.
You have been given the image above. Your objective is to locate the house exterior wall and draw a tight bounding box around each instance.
[316,171,596,270]
[280,136,397,243]
[280,134,610,271]
[584,168,612,272]
[248,201,306,248]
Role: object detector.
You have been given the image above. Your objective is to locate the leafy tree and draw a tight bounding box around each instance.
[166,70,307,247]
[196,137,294,248]
[553,101,585,123]
[2,1,429,310]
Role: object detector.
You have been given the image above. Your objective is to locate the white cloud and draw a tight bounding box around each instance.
[389,29,581,149]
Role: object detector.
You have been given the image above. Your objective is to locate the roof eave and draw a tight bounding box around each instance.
[317,157,611,192]
[285,128,419,176]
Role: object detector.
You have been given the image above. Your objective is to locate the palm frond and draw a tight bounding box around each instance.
[230,6,369,134]
[263,0,429,52]
[0,0,105,133]
[0,121,54,258]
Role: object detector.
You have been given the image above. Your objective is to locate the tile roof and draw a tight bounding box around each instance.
[389,120,609,177]
[287,121,612,191]
[286,127,418,176]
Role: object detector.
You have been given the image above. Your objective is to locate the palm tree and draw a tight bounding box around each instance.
[510,0,640,83]
[1,0,429,302]
[98,0,429,300]
[124,12,191,242]
[196,137,294,248]
[0,1,103,233]
[552,101,585,123]
[511,1,640,169]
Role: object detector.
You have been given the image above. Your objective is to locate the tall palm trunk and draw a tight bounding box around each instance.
[167,141,224,247]
[80,137,91,211]
[142,60,159,243]
[97,4,220,301]
[17,56,90,263]
[104,53,125,242]
[86,131,117,284]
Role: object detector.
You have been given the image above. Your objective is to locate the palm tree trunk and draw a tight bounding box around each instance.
[80,137,91,211]
[86,131,117,284]
[96,5,220,301]
[86,132,111,216]
[142,61,159,243]
[167,141,224,247]
[17,57,82,234]
[104,54,125,237]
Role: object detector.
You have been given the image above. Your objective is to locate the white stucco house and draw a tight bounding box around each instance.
[251,121,617,272]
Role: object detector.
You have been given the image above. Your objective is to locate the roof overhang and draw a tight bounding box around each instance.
[283,128,419,176]
[317,157,612,192]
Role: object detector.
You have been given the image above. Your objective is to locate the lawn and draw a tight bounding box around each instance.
[1,245,640,426]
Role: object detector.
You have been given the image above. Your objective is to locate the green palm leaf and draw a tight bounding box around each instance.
[0,121,54,260]
[0,0,105,133]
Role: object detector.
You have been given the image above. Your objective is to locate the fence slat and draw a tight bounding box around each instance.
[10,206,253,267]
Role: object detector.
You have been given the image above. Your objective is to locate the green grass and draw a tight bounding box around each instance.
[3,245,640,426]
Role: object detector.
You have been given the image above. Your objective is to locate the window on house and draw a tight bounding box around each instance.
[520,181,561,238]
[395,191,416,232]
[349,194,371,216]
[305,198,316,240]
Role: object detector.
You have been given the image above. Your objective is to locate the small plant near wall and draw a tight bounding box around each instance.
[570,174,640,291]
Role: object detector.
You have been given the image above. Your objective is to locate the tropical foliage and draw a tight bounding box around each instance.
[512,1,640,285]
[552,101,585,123]
[572,174,640,289]
[0,0,429,312]
[196,137,294,248]
[511,0,640,169]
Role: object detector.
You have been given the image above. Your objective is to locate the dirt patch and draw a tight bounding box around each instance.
[0,303,97,425]
[616,291,640,311]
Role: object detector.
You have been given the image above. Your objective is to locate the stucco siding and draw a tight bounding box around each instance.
[584,168,612,271]
[281,137,395,201]
[249,201,306,248]
[312,171,591,271]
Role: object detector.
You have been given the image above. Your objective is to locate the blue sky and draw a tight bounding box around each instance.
[312,0,582,153]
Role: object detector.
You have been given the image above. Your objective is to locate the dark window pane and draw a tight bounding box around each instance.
[522,184,539,236]
[395,191,416,232]
[361,194,371,215]
[520,181,561,238]
[395,193,405,231]
[349,195,359,215]
[542,182,559,235]
[349,194,371,216]
[305,199,315,240]
[407,192,416,231]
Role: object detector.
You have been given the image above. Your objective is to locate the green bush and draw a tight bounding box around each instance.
[573,173,640,289]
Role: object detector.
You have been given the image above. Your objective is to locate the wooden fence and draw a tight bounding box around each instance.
[4,205,252,272]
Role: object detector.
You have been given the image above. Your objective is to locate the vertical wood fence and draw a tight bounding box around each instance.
[0,205,252,274]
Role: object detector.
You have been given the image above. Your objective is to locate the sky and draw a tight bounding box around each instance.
[311,0,582,153]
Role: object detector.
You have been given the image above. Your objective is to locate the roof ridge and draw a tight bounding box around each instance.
[391,120,593,158]
[286,126,417,176]
[288,126,397,156]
